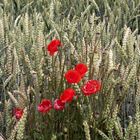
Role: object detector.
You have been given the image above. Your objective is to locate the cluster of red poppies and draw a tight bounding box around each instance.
[37,88,76,113]
[13,39,101,119]
[37,63,88,113]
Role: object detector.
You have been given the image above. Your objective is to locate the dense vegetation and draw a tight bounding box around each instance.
[0,0,140,139]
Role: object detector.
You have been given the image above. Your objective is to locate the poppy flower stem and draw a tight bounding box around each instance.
[58,58,66,92]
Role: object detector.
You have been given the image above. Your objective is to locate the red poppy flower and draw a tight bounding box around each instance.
[13,108,23,120]
[65,69,81,83]
[47,39,62,56]
[53,99,65,110]
[60,88,76,103]
[75,63,88,77]
[81,80,101,96]
[38,99,52,113]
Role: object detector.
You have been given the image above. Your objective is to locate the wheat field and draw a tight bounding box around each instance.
[0,0,140,140]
